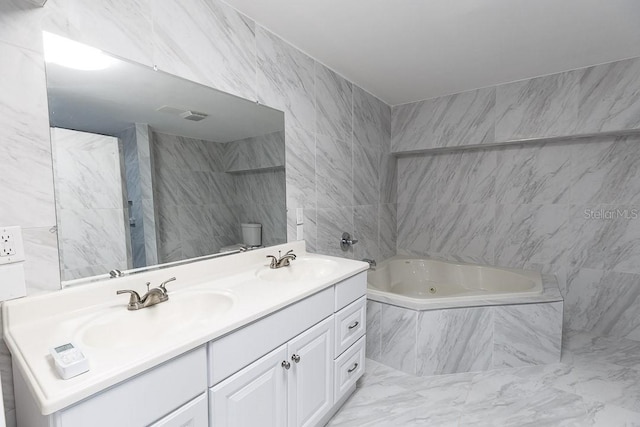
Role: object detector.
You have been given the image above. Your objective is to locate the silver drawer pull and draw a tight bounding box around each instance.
[282,361,291,370]
[347,362,359,373]
[348,321,359,330]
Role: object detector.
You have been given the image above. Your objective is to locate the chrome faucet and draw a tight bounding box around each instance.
[117,277,176,310]
[266,250,297,269]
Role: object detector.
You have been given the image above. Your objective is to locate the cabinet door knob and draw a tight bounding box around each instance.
[348,321,359,330]
[291,354,301,363]
[281,361,291,370]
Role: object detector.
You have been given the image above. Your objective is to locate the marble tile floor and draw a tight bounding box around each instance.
[327,332,640,426]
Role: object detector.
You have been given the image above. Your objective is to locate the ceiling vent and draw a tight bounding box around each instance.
[179,111,208,122]
[156,106,209,122]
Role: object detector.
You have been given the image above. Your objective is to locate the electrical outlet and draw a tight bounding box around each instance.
[0,226,25,264]
[1,230,16,256]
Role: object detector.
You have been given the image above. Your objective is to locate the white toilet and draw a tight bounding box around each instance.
[220,223,262,253]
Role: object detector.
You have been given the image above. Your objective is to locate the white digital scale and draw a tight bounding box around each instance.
[49,342,89,380]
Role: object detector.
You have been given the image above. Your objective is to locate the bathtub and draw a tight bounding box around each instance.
[367,256,543,310]
[365,256,562,376]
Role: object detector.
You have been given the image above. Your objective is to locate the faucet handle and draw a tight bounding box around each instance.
[266,255,278,269]
[159,277,176,294]
[284,249,297,259]
[116,289,142,309]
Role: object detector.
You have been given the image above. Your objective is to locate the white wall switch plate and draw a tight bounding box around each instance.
[296,224,304,241]
[0,226,25,264]
[0,263,26,301]
[296,208,304,225]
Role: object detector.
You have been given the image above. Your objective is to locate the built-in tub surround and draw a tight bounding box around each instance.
[365,257,563,376]
[393,56,640,344]
[3,241,368,416]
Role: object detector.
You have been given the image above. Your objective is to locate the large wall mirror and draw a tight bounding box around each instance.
[43,32,286,283]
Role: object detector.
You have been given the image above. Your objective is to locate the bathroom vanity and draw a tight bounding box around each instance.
[3,242,368,427]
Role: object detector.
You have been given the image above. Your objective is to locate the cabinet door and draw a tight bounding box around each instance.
[287,316,334,427]
[210,344,288,427]
[150,393,208,427]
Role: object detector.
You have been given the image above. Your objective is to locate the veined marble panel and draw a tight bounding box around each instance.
[495,70,580,141]
[396,155,439,206]
[495,142,572,205]
[315,63,352,141]
[416,307,493,376]
[51,128,124,210]
[353,205,379,261]
[493,302,563,368]
[285,125,316,209]
[151,0,256,99]
[353,143,380,206]
[224,131,284,172]
[316,134,352,208]
[256,26,315,131]
[460,372,588,426]
[316,207,353,258]
[379,153,397,205]
[380,304,417,375]
[378,203,397,261]
[57,207,128,274]
[396,202,437,258]
[570,135,640,204]
[578,57,640,133]
[0,0,45,52]
[353,86,391,152]
[391,87,495,152]
[365,301,382,361]
[0,44,55,228]
[22,227,60,294]
[431,203,495,264]
[44,0,153,66]
[494,204,570,268]
[303,209,318,252]
[564,268,640,341]
[568,203,640,273]
[437,149,496,204]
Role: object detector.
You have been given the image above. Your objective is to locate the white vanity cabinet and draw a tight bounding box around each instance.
[210,317,334,427]
[210,272,366,427]
[14,346,209,427]
[12,269,368,427]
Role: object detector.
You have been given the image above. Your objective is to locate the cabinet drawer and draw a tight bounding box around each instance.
[334,272,366,312]
[334,296,366,356]
[334,336,365,404]
[59,346,207,427]
[150,393,208,427]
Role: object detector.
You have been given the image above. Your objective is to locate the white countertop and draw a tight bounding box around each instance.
[2,242,368,415]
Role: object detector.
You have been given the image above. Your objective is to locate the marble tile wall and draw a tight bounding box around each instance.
[367,300,563,375]
[152,131,240,262]
[396,93,640,344]
[120,126,146,269]
[0,0,396,422]
[224,130,285,173]
[51,128,131,281]
[392,56,640,152]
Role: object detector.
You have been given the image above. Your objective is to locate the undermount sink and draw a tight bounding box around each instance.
[78,291,234,350]
[256,257,338,283]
